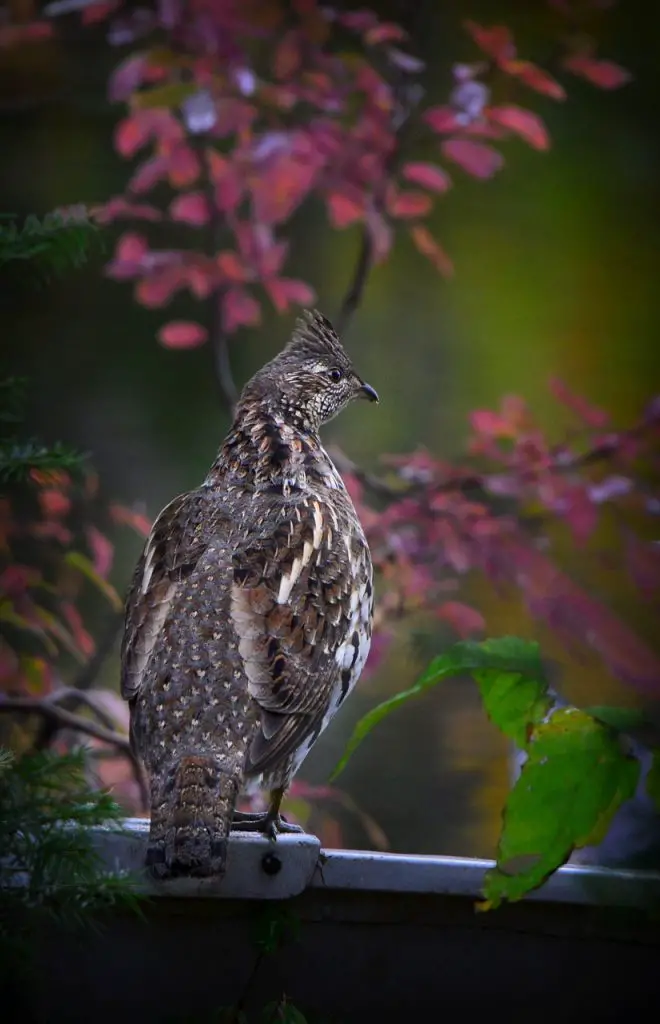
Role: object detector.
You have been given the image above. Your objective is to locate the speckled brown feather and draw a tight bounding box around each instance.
[121,309,376,879]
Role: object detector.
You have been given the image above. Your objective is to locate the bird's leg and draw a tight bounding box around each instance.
[230,787,304,838]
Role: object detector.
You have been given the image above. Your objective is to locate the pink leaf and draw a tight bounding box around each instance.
[402,162,452,193]
[561,486,599,545]
[409,225,454,277]
[424,105,461,135]
[108,53,148,103]
[116,231,148,264]
[388,190,433,219]
[86,526,114,578]
[501,59,566,100]
[252,152,320,225]
[265,277,316,314]
[217,251,249,282]
[273,29,301,79]
[158,321,208,349]
[94,198,162,223]
[488,105,550,151]
[436,601,485,638]
[441,138,504,179]
[563,54,631,90]
[128,155,169,194]
[327,192,364,229]
[0,21,53,47]
[169,192,210,226]
[222,288,261,333]
[548,376,610,428]
[464,21,515,62]
[365,22,408,46]
[167,144,201,188]
[135,268,185,308]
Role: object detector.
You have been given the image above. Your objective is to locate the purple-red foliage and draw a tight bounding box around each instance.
[3,0,655,838]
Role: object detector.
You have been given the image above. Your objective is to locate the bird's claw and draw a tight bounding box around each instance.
[230,810,304,839]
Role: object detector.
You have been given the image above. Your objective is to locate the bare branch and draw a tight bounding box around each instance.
[0,696,148,809]
[335,227,373,337]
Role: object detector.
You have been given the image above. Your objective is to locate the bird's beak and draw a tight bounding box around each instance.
[359,381,379,403]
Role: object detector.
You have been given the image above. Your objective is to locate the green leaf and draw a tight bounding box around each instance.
[132,82,200,110]
[472,668,551,748]
[584,705,648,733]
[64,551,123,612]
[646,750,660,812]
[331,636,545,780]
[482,708,640,909]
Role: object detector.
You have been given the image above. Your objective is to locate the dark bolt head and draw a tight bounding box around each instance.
[261,851,282,876]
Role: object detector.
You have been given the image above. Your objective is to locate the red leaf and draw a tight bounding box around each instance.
[402,162,452,193]
[273,30,301,79]
[327,192,364,229]
[114,110,183,159]
[61,604,95,658]
[441,139,504,179]
[365,22,408,46]
[488,105,550,151]
[95,197,162,224]
[135,268,185,308]
[409,225,454,277]
[388,190,433,219]
[424,106,462,135]
[252,152,319,225]
[563,54,631,90]
[548,376,610,428]
[436,601,485,638]
[86,526,114,578]
[501,59,566,100]
[626,535,660,600]
[167,144,201,188]
[109,503,152,538]
[464,21,515,62]
[560,485,599,545]
[105,232,148,279]
[222,288,261,333]
[81,0,119,25]
[265,277,316,313]
[169,192,210,226]
[158,320,208,349]
[0,21,52,47]
[108,54,148,103]
[217,251,249,282]
[128,155,169,194]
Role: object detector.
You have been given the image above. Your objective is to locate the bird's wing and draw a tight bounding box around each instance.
[230,494,371,776]
[120,491,209,704]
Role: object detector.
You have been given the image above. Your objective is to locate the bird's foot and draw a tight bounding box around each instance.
[231,810,304,839]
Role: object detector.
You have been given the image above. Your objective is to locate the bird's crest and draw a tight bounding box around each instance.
[284,309,349,365]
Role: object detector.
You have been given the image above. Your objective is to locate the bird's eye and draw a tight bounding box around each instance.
[327,367,343,383]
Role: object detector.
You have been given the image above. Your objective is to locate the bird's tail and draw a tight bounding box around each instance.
[146,755,240,879]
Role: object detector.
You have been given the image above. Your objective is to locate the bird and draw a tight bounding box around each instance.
[120,309,378,879]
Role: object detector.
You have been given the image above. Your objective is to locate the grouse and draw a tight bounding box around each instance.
[121,309,378,878]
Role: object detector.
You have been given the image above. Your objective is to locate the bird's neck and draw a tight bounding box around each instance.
[206,404,340,494]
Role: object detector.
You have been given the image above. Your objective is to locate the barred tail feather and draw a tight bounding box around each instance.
[146,755,240,879]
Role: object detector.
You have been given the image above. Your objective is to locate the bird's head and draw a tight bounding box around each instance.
[241,309,378,432]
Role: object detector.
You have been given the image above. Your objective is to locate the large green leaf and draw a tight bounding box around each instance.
[331,636,547,780]
[482,708,640,909]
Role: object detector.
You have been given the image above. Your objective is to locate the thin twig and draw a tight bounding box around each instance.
[0,696,148,808]
[73,610,124,692]
[210,286,238,414]
[335,227,373,336]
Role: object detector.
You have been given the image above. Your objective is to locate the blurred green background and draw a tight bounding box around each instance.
[2,0,659,857]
